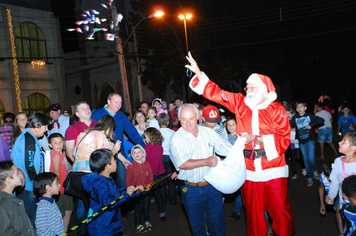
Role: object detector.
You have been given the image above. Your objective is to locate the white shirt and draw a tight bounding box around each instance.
[159,128,175,156]
[147,118,160,129]
[170,126,232,183]
[315,110,332,129]
[48,115,70,137]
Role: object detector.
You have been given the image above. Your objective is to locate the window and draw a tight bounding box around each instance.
[15,22,47,62]
[23,93,50,115]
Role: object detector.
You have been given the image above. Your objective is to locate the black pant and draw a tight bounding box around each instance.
[163,158,177,205]
[134,192,151,226]
[153,174,166,215]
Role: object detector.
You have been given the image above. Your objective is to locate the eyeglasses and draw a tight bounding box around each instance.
[244,86,259,92]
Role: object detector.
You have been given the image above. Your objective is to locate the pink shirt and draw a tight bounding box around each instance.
[144,143,165,175]
[65,119,97,144]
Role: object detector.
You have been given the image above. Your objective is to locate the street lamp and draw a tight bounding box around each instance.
[179,14,192,52]
[122,11,164,49]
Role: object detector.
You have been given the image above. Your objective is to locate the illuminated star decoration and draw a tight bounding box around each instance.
[67,0,123,41]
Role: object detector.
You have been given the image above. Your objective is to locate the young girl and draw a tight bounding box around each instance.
[152,98,167,116]
[146,107,160,129]
[134,111,147,138]
[226,117,238,145]
[126,145,154,233]
[48,133,73,232]
[326,132,356,235]
[143,127,166,221]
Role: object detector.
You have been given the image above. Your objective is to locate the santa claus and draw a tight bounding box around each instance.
[186,52,294,236]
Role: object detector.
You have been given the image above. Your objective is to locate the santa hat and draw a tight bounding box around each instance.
[246,73,277,103]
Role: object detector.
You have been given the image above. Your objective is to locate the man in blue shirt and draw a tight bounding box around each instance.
[91,93,145,187]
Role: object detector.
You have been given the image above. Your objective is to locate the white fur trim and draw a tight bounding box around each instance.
[246,74,263,86]
[263,134,279,161]
[189,72,209,95]
[246,165,288,182]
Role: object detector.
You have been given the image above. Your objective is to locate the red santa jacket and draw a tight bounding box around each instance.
[190,73,291,182]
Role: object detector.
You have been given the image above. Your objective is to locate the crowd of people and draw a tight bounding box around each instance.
[0,52,356,236]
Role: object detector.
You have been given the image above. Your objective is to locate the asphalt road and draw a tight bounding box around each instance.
[122,141,340,236]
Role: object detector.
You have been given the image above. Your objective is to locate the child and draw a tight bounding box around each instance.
[158,113,177,206]
[146,106,160,129]
[34,172,64,236]
[326,133,356,235]
[341,175,356,236]
[319,162,333,215]
[290,102,324,187]
[337,105,356,137]
[286,107,307,179]
[82,149,142,236]
[0,160,36,235]
[134,111,147,138]
[126,145,154,233]
[225,117,243,221]
[48,133,73,232]
[144,127,166,221]
[152,98,168,116]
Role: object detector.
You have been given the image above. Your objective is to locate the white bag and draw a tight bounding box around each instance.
[204,137,246,194]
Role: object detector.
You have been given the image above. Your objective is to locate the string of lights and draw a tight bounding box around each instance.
[6,9,22,112]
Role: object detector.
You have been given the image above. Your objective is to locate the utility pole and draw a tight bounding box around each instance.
[133,31,143,102]
[112,6,132,118]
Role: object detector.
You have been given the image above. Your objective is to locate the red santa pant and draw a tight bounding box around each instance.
[241,178,294,236]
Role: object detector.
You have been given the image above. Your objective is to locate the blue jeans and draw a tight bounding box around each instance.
[233,192,243,214]
[299,140,317,178]
[181,184,225,236]
[76,198,88,234]
[115,158,127,187]
[16,190,38,226]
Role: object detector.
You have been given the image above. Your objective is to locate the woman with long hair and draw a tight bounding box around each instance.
[12,112,28,144]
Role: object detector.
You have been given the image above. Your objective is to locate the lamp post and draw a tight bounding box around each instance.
[120,11,164,104]
[179,14,192,52]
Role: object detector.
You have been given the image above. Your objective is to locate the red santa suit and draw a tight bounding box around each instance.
[190,72,294,236]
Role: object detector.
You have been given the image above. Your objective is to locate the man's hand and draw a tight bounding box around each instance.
[185,52,203,78]
[171,172,178,180]
[117,152,132,169]
[206,156,219,167]
[242,134,256,145]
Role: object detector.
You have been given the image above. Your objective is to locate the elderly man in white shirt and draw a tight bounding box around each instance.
[170,104,231,236]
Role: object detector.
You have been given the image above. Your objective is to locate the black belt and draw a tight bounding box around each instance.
[243,149,266,160]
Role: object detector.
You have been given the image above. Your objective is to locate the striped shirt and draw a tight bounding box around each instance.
[35,197,64,236]
[170,126,232,183]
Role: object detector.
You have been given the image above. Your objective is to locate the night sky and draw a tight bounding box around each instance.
[52,0,356,112]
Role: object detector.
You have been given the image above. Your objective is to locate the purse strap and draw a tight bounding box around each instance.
[73,131,92,159]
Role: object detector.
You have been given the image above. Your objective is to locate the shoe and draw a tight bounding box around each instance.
[302,169,307,176]
[144,222,152,231]
[136,224,146,234]
[228,212,241,221]
[307,178,313,187]
[160,215,167,222]
[313,171,320,180]
[291,174,298,180]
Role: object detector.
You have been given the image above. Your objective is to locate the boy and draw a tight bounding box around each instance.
[202,105,228,141]
[290,102,324,187]
[0,160,36,235]
[315,102,338,159]
[34,172,64,236]
[82,149,142,236]
[126,145,154,233]
[319,162,333,215]
[158,113,177,206]
[337,104,356,137]
[341,175,356,236]
[48,133,73,232]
